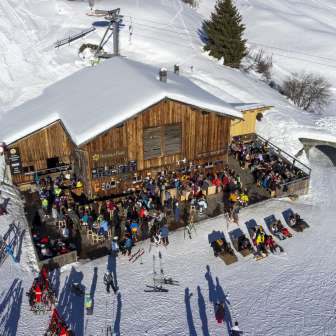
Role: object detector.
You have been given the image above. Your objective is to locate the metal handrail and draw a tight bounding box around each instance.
[255,134,311,175]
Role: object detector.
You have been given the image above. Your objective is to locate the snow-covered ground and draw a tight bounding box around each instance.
[1,151,335,336]
[1,0,336,335]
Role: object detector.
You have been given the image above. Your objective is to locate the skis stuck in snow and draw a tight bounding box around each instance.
[144,252,179,292]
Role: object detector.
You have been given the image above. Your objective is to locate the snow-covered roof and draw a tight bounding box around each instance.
[0,57,242,146]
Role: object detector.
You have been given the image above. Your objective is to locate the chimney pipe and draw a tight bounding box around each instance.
[174,64,180,75]
[159,68,167,83]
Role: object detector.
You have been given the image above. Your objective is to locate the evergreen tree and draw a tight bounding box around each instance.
[203,0,247,68]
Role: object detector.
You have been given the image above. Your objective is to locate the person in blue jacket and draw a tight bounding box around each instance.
[159,225,169,245]
[124,236,134,256]
[99,220,109,237]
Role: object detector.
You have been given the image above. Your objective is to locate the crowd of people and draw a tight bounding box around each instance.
[32,162,252,259]
[230,137,307,196]
[32,172,82,260]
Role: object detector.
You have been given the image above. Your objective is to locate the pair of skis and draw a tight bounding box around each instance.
[184,221,196,240]
[128,248,145,263]
[144,252,179,292]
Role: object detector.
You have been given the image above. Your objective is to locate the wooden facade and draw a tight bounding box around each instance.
[6,98,234,197]
[8,121,75,186]
[230,106,272,138]
[82,99,232,197]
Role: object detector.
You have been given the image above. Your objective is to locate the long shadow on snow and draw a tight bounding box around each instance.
[107,252,118,287]
[205,265,216,305]
[184,288,197,336]
[113,292,122,336]
[89,267,98,313]
[205,265,233,333]
[14,228,25,264]
[215,277,233,334]
[50,267,61,298]
[0,278,23,336]
[197,286,209,336]
[57,266,84,336]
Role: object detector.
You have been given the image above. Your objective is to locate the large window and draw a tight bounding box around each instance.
[143,124,182,160]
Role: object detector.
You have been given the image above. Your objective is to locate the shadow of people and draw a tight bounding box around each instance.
[57,266,84,336]
[204,265,216,305]
[14,228,25,263]
[184,288,197,336]
[0,278,23,336]
[197,286,209,336]
[113,292,122,336]
[89,267,98,313]
[107,252,118,287]
[215,277,233,334]
[50,267,61,298]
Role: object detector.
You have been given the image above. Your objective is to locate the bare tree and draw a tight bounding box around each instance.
[253,49,273,81]
[181,0,199,8]
[283,72,331,112]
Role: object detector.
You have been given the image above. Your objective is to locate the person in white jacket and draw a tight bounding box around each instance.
[111,236,119,256]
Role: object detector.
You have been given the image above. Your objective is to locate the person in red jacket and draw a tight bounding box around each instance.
[215,303,225,323]
[34,284,42,304]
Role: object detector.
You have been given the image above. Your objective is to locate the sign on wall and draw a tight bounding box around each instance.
[91,160,137,179]
[8,148,22,175]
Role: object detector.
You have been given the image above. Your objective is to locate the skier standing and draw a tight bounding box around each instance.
[111,237,119,256]
[103,272,118,294]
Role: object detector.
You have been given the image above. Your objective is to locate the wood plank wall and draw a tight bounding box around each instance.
[8,121,75,185]
[82,99,232,196]
[230,106,272,138]
[7,100,233,195]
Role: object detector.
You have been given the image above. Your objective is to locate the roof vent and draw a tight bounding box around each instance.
[174,64,180,75]
[159,68,167,83]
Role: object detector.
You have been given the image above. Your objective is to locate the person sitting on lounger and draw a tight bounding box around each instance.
[276,220,292,238]
[265,234,283,254]
[289,213,305,232]
[237,234,251,251]
[271,223,286,240]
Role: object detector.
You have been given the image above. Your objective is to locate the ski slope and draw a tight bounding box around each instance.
[0,0,336,335]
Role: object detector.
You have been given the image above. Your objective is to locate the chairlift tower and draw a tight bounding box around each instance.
[95,8,122,59]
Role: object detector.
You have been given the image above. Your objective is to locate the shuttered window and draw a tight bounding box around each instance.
[143,124,182,159]
[164,124,181,155]
[144,127,161,160]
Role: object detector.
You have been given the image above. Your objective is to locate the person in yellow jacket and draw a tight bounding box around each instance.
[255,231,265,245]
[228,191,238,203]
[239,192,249,205]
[54,186,62,197]
[41,198,48,210]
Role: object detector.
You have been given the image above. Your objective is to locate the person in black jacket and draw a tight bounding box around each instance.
[103,272,118,294]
